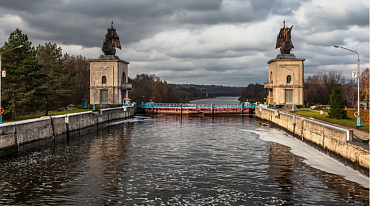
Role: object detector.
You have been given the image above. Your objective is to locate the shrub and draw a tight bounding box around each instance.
[328,85,348,119]
[94,105,100,111]
[77,105,83,109]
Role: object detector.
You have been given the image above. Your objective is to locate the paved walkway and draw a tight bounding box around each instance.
[277,108,369,140]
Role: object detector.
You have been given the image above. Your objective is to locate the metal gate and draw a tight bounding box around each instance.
[285,89,293,104]
[101,90,108,104]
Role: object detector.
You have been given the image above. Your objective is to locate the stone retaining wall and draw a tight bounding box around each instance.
[0,107,134,151]
[255,107,369,171]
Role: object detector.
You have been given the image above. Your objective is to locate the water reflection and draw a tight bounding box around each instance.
[267,140,369,205]
[268,143,296,204]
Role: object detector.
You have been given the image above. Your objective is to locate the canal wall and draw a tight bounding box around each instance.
[0,106,134,151]
[255,107,369,172]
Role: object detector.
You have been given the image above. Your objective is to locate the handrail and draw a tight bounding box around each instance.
[138,103,257,109]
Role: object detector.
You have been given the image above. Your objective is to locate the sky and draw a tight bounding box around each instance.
[0,0,368,86]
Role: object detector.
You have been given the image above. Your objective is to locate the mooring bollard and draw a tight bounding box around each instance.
[65,114,69,124]
[65,114,69,140]
[51,116,56,142]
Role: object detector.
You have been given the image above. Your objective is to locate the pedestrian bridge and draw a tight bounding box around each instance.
[138,103,256,116]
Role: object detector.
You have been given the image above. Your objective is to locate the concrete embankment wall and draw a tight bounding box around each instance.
[255,107,369,172]
[0,107,134,151]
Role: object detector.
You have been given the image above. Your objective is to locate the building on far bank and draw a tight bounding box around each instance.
[89,22,132,108]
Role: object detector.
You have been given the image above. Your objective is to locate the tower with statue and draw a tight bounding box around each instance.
[264,21,305,109]
[90,22,132,108]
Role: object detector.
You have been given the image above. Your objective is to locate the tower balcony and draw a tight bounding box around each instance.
[264,82,273,89]
[121,83,132,90]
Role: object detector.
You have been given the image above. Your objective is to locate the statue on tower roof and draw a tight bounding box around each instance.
[276,21,294,55]
[102,21,121,55]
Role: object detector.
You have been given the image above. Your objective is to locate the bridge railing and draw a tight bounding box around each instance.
[138,103,257,109]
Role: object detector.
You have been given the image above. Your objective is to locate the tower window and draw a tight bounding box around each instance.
[121,72,126,84]
[102,76,107,84]
[287,75,292,84]
[270,72,273,82]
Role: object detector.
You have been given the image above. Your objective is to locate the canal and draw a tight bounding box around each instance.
[0,97,368,205]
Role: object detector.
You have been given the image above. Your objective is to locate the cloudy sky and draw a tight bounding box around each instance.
[0,0,368,86]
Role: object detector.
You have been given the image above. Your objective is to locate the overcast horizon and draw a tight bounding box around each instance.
[0,0,368,87]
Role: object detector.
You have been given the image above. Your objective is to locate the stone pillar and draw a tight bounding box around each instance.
[348,129,353,141]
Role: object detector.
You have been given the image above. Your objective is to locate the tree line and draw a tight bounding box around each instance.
[1,28,90,120]
[304,69,369,107]
[238,83,267,103]
[128,73,205,104]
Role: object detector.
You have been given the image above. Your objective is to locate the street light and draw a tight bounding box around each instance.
[280,66,295,111]
[93,72,96,111]
[333,45,361,127]
[0,45,24,123]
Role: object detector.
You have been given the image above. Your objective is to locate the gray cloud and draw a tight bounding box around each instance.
[0,0,368,86]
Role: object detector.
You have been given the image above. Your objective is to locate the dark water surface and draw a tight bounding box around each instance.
[0,115,368,205]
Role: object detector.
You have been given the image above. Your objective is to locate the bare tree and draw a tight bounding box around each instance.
[64,54,90,105]
[360,68,369,102]
[304,71,343,106]
[341,79,357,108]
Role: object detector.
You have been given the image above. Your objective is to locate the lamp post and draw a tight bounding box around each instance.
[333,45,361,127]
[280,66,295,111]
[93,72,96,111]
[0,45,24,123]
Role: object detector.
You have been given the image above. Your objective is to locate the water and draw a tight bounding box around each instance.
[0,97,368,205]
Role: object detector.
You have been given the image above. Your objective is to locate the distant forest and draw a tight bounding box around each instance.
[168,84,243,92]
[129,74,245,103]
[128,74,205,103]
[238,84,268,103]
[128,74,268,104]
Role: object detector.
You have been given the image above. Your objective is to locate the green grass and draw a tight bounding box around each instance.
[3,108,93,123]
[294,110,369,132]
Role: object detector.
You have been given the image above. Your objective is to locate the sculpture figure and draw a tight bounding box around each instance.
[102,21,121,55]
[276,21,294,54]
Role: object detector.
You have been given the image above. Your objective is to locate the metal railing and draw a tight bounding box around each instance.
[138,103,257,109]
[352,133,369,148]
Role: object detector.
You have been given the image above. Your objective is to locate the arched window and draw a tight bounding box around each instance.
[102,76,107,84]
[287,75,292,84]
[270,72,273,82]
[121,72,126,84]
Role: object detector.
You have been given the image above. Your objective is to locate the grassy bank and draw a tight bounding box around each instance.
[3,108,93,123]
[293,110,369,132]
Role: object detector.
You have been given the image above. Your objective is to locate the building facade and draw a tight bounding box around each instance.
[264,58,305,106]
[89,57,132,107]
